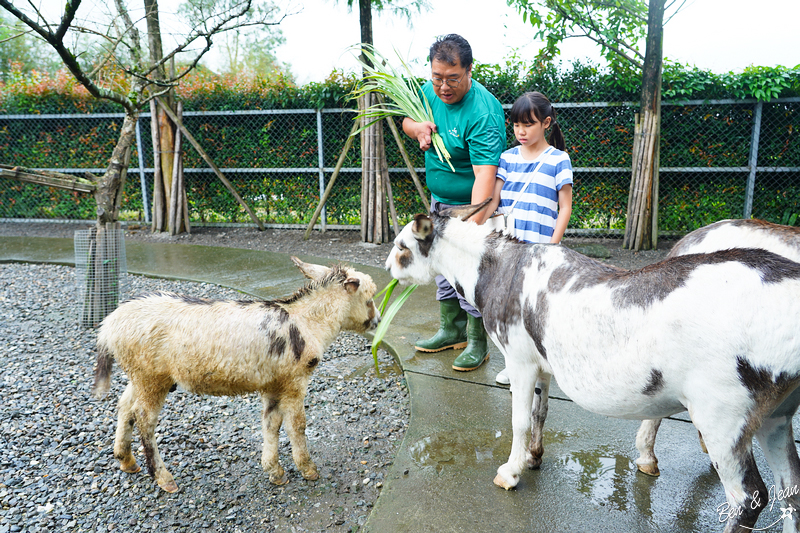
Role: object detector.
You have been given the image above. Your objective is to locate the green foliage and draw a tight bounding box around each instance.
[1,62,798,234]
[658,178,746,232]
[508,0,648,73]
[0,11,62,81]
[662,62,800,102]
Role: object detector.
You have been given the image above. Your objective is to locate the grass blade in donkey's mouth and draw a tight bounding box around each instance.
[371,279,417,372]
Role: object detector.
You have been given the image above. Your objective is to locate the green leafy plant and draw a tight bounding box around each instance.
[370,278,418,372]
[350,44,454,171]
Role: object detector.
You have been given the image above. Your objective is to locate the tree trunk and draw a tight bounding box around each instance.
[81,111,137,327]
[144,0,185,234]
[623,0,665,251]
[359,93,390,243]
[357,0,389,243]
[94,112,138,224]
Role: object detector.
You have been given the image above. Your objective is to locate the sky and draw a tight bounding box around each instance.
[19,0,800,83]
[267,0,800,83]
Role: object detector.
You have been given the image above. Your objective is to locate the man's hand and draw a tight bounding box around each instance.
[403,118,436,151]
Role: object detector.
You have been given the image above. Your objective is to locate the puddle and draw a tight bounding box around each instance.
[344,358,402,379]
[409,429,511,473]
[558,446,633,511]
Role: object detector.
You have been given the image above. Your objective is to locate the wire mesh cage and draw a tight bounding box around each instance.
[74,225,128,328]
[2,98,798,238]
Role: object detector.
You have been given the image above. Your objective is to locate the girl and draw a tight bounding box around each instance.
[491,91,573,384]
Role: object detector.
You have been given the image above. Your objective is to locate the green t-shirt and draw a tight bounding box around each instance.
[421,79,506,205]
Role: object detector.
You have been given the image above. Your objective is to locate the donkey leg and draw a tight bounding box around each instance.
[114,383,140,474]
[528,374,552,470]
[260,394,287,485]
[495,360,537,490]
[635,419,662,476]
[755,387,800,532]
[691,408,767,533]
[134,385,176,492]
[282,395,319,481]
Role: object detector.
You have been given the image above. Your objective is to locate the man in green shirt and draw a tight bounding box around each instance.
[402,34,506,371]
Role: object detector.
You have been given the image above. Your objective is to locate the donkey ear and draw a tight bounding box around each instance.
[344,277,361,293]
[440,198,493,221]
[412,214,433,240]
[291,256,330,280]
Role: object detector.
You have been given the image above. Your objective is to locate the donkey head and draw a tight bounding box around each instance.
[291,256,380,332]
[385,199,493,286]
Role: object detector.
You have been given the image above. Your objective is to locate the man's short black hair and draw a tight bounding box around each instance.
[429,34,473,69]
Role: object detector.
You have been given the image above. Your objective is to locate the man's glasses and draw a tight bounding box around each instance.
[431,72,466,88]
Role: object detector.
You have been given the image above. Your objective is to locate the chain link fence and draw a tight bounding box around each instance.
[1,97,798,238]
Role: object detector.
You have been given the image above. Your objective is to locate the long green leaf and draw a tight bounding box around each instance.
[376,278,398,315]
[371,282,418,372]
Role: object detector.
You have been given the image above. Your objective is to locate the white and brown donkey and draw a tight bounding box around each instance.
[634,218,800,481]
[386,201,800,533]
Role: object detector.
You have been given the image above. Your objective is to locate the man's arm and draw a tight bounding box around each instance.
[469,164,498,224]
[402,117,436,152]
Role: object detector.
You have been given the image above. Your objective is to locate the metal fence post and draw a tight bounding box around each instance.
[135,116,151,224]
[316,109,327,232]
[743,101,763,219]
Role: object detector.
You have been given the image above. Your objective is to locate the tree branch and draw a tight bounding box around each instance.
[552,1,645,67]
[0,27,33,44]
[0,0,136,112]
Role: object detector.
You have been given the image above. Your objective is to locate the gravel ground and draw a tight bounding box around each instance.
[0,221,673,533]
[0,261,408,533]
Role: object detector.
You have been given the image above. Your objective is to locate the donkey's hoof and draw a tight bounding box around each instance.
[301,468,319,481]
[493,473,517,490]
[120,461,141,474]
[159,480,179,493]
[494,464,519,490]
[636,461,660,477]
[269,471,289,485]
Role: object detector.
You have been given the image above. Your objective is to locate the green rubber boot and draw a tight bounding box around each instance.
[452,315,489,371]
[414,298,468,352]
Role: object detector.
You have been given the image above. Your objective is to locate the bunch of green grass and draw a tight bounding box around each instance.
[371,278,418,372]
[351,44,454,172]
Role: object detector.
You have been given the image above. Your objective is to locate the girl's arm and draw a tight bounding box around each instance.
[481,177,505,220]
[550,184,573,243]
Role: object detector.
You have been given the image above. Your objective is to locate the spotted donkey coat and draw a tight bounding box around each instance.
[386,202,800,533]
[92,258,379,493]
[634,219,800,481]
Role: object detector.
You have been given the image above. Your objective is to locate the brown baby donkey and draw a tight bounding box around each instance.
[92,257,379,493]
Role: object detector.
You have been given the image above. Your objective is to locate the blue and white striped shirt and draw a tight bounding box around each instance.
[497,146,573,243]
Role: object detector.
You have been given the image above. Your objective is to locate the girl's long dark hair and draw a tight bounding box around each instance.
[509,92,565,151]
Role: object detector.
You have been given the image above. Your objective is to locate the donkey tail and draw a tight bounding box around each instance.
[92,343,114,399]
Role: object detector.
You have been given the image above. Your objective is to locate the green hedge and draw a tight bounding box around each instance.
[1,61,799,232]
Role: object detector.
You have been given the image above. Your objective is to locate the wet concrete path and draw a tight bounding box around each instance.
[1,235,792,532]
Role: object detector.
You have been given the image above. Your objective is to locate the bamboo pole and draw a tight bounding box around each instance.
[181,157,191,234]
[360,95,368,242]
[156,97,264,231]
[383,154,400,235]
[0,165,96,192]
[303,119,359,239]
[633,109,657,250]
[651,106,662,249]
[375,114,386,243]
[169,102,183,235]
[150,100,164,232]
